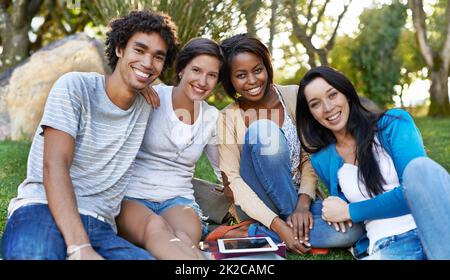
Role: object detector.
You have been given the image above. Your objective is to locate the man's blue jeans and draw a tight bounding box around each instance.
[238,119,364,248]
[403,157,450,260]
[1,204,153,260]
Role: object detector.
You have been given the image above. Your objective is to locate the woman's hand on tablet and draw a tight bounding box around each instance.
[271,217,311,255]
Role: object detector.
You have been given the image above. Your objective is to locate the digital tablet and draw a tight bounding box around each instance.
[217,237,278,254]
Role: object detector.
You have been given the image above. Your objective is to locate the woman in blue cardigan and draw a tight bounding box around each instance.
[296,66,450,260]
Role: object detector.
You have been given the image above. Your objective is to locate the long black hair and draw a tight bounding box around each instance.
[296,66,386,197]
[220,33,274,100]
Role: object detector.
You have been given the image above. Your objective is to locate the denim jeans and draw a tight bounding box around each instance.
[362,229,426,260]
[1,204,154,260]
[239,119,364,248]
[403,157,450,260]
[124,196,209,238]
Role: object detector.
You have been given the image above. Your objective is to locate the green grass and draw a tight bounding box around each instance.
[0,141,31,238]
[414,117,450,171]
[0,116,449,259]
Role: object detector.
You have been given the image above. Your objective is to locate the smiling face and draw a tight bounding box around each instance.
[230,52,268,102]
[115,32,168,93]
[304,77,350,135]
[178,54,220,102]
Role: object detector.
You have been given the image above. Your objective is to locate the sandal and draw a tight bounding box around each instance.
[205,220,254,242]
[309,248,330,255]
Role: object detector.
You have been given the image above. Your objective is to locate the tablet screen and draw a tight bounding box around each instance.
[218,237,278,253]
[223,238,270,250]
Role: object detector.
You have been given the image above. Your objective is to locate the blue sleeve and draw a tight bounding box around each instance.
[349,187,409,222]
[349,109,427,222]
[311,154,330,191]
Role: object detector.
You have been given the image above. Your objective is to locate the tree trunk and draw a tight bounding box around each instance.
[317,49,329,67]
[1,25,30,72]
[238,0,262,38]
[408,0,450,117]
[0,0,43,73]
[268,0,279,54]
[428,67,450,116]
[399,84,405,108]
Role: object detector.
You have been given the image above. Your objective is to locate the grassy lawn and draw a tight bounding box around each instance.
[0,116,449,259]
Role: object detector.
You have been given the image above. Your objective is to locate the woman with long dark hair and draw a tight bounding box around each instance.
[296,66,450,259]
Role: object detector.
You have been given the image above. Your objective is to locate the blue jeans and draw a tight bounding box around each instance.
[403,157,450,260]
[362,229,426,260]
[1,204,153,260]
[239,119,364,248]
[124,196,209,238]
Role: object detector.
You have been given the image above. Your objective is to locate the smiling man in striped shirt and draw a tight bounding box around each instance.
[2,10,179,260]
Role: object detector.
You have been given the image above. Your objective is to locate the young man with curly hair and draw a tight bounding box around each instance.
[1,10,179,260]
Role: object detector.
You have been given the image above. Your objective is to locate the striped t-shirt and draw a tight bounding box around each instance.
[8,72,151,227]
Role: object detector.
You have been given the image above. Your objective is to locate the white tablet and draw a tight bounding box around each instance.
[217,237,278,254]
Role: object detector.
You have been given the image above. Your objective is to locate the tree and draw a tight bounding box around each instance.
[284,0,352,67]
[0,0,44,72]
[237,0,263,38]
[268,0,279,54]
[329,34,359,86]
[408,0,450,116]
[0,0,97,73]
[350,1,407,108]
[394,28,426,107]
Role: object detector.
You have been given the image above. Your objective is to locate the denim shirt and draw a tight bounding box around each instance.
[310,109,427,256]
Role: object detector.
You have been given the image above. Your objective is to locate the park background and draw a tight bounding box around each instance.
[0,0,449,260]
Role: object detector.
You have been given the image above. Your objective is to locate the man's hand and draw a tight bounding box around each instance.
[322,196,351,223]
[139,85,160,109]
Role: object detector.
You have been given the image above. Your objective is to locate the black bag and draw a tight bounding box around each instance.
[192,178,232,224]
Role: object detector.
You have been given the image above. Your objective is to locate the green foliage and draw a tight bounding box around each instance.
[31,0,95,51]
[393,28,426,106]
[395,29,425,76]
[350,1,407,108]
[329,35,362,89]
[425,0,449,52]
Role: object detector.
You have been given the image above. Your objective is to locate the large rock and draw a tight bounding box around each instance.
[0,33,107,140]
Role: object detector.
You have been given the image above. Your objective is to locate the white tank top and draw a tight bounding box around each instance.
[337,138,417,254]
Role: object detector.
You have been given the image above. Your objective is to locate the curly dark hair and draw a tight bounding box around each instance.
[105,10,179,72]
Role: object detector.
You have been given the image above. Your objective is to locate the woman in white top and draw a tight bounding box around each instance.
[116,38,223,260]
[296,66,450,259]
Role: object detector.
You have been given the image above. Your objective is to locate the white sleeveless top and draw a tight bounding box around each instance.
[337,138,417,254]
[274,87,302,187]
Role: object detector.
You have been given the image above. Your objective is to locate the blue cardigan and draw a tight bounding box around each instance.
[311,109,426,222]
[310,109,426,256]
